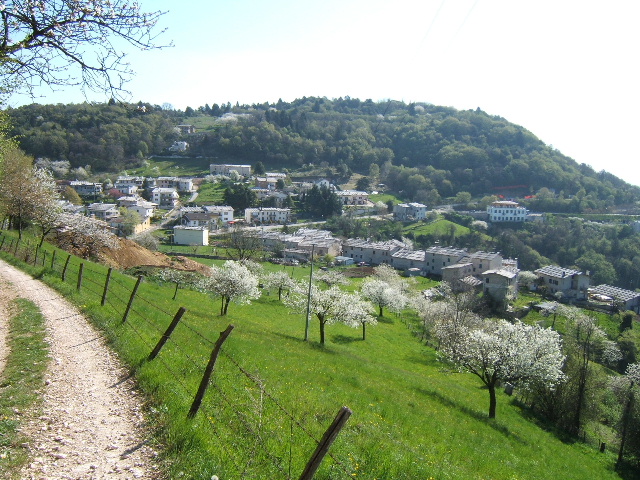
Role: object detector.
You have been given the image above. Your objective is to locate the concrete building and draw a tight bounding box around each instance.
[336,190,369,205]
[483,268,520,301]
[70,180,103,196]
[423,246,468,276]
[342,239,407,265]
[393,202,428,221]
[391,249,427,273]
[245,207,291,225]
[209,164,252,176]
[590,285,640,313]
[173,226,209,246]
[151,188,179,208]
[534,265,590,300]
[86,203,119,222]
[487,200,528,222]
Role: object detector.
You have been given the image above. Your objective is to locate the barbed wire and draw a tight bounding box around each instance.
[0,240,358,478]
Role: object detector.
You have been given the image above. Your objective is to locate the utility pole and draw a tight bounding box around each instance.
[304,243,316,341]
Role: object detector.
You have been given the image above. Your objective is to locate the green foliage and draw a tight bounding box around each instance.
[7,98,639,212]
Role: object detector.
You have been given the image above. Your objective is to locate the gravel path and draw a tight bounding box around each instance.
[0,259,161,479]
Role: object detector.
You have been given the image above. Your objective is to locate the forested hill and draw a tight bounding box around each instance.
[6,97,640,211]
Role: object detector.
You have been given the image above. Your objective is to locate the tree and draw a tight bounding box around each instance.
[0,0,169,98]
[559,305,607,435]
[224,226,263,261]
[613,363,640,471]
[204,261,261,316]
[283,283,376,344]
[55,212,118,259]
[356,176,371,192]
[439,319,565,418]
[118,207,142,237]
[263,270,296,301]
[253,161,265,175]
[0,149,61,243]
[361,278,407,317]
[157,268,201,301]
[314,269,348,287]
[29,168,62,248]
[61,185,83,205]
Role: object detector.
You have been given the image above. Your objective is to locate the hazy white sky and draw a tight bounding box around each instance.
[10,0,640,186]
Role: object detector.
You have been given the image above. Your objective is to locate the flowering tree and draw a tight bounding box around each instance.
[558,305,607,434]
[283,283,376,344]
[414,282,482,347]
[55,212,118,259]
[263,270,296,301]
[314,269,349,287]
[612,363,640,470]
[0,0,169,97]
[361,278,407,317]
[204,261,261,316]
[157,268,202,301]
[439,319,565,419]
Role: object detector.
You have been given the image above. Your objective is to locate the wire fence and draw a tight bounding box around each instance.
[0,232,356,479]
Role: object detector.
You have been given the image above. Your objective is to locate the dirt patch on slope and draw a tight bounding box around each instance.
[97,237,210,275]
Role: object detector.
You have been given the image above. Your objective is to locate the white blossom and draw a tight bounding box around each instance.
[204,261,261,315]
[439,319,565,418]
[283,283,376,344]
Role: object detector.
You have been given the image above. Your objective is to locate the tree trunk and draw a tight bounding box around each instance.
[223,297,230,315]
[319,318,325,344]
[362,322,366,340]
[173,281,179,300]
[220,296,225,316]
[488,382,497,419]
[379,305,383,317]
[278,287,282,301]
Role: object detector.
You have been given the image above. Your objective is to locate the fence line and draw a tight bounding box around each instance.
[0,235,355,479]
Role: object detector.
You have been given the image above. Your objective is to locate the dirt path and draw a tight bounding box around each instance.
[0,259,161,479]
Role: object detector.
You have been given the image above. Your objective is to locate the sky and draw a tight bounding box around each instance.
[9,0,640,186]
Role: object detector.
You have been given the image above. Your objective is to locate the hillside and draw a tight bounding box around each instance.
[0,234,634,479]
[6,98,640,212]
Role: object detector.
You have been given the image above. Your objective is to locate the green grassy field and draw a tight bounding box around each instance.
[403,218,471,238]
[0,231,628,480]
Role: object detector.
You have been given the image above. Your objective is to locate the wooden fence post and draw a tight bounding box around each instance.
[101,267,113,306]
[42,250,47,267]
[298,406,352,480]
[62,254,72,281]
[0,236,5,250]
[188,324,235,419]
[77,263,84,291]
[51,250,56,270]
[122,275,143,323]
[148,307,187,360]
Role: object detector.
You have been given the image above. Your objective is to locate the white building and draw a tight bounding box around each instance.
[70,180,103,196]
[336,190,369,205]
[487,200,528,222]
[203,205,235,224]
[151,188,179,208]
[210,164,252,176]
[533,265,590,300]
[342,238,407,265]
[245,207,291,224]
[393,202,428,221]
[173,226,209,246]
[87,203,119,221]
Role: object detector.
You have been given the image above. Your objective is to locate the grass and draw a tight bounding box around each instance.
[403,218,471,238]
[0,230,628,479]
[193,182,225,204]
[0,298,49,479]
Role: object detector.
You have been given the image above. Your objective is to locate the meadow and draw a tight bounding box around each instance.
[0,230,627,480]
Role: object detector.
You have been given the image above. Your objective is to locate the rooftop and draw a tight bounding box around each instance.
[534,265,583,278]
